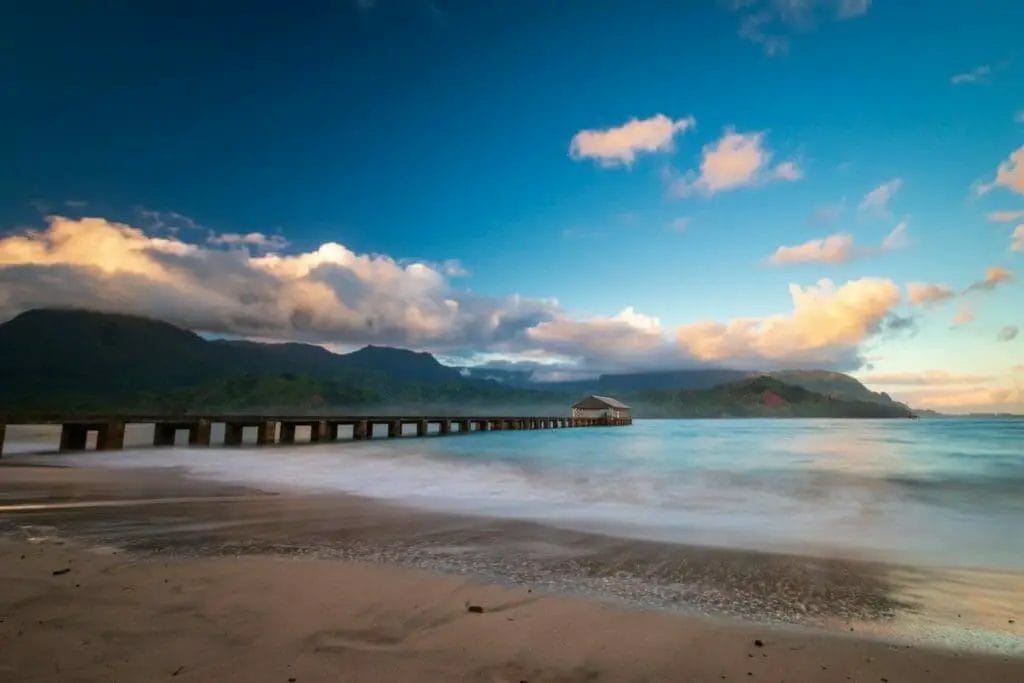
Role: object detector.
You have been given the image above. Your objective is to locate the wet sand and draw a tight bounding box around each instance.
[1,462,1022,681]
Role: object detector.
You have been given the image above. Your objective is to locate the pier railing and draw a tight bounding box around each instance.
[0,414,632,455]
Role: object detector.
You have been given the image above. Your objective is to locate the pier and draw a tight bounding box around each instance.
[0,414,631,455]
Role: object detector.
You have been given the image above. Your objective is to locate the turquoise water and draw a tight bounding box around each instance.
[21,417,1024,571]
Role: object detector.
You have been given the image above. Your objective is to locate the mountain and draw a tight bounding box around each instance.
[628,376,913,418]
[0,309,515,413]
[469,365,903,411]
[0,309,911,418]
[767,370,897,406]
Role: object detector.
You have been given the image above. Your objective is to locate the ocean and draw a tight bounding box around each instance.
[14,417,1024,572]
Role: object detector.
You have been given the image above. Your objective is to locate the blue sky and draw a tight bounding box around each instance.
[1,1,1022,411]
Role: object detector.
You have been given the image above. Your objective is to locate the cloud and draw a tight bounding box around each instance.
[893,386,1023,413]
[976,145,1024,196]
[525,306,673,371]
[729,0,871,55]
[860,370,994,386]
[0,215,917,375]
[668,129,800,197]
[1016,111,1024,124]
[669,217,691,232]
[1012,225,1024,252]
[998,325,1019,342]
[0,216,566,356]
[768,233,853,265]
[965,266,1014,293]
[950,64,992,85]
[951,302,975,327]
[906,282,954,306]
[675,277,900,367]
[771,160,803,181]
[986,209,1024,223]
[858,178,902,215]
[863,368,1023,413]
[808,200,845,226]
[569,114,696,167]
[768,220,908,266]
[880,220,909,250]
[209,232,290,250]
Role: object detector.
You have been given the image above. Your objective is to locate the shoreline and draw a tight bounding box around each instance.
[1,461,1022,662]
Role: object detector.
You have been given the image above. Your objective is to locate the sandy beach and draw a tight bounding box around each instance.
[0,462,1022,682]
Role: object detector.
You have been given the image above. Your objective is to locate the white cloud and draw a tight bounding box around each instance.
[209,232,289,250]
[668,129,800,197]
[768,220,908,266]
[569,114,696,167]
[976,145,1024,196]
[771,160,803,181]
[880,220,909,250]
[730,0,871,55]
[1016,111,1024,124]
[858,178,902,215]
[906,282,954,306]
[950,64,991,85]
[676,277,901,366]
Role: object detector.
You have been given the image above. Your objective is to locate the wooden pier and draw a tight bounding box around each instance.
[0,414,632,456]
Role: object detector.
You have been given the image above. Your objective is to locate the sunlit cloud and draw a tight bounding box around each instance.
[951,302,975,327]
[569,114,696,167]
[768,220,908,266]
[768,233,853,265]
[676,277,900,366]
[0,216,563,356]
[965,266,1013,293]
[906,282,954,306]
[893,385,1023,413]
[976,145,1024,196]
[986,209,1024,222]
[668,129,800,197]
[858,178,902,216]
[1012,225,1024,252]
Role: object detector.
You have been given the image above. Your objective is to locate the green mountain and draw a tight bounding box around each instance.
[628,376,912,418]
[0,309,911,418]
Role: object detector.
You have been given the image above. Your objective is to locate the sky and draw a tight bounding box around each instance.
[1,1,1022,412]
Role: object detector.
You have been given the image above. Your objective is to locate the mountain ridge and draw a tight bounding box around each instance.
[0,309,911,418]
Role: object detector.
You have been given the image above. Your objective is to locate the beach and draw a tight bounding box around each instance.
[1,461,1022,682]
